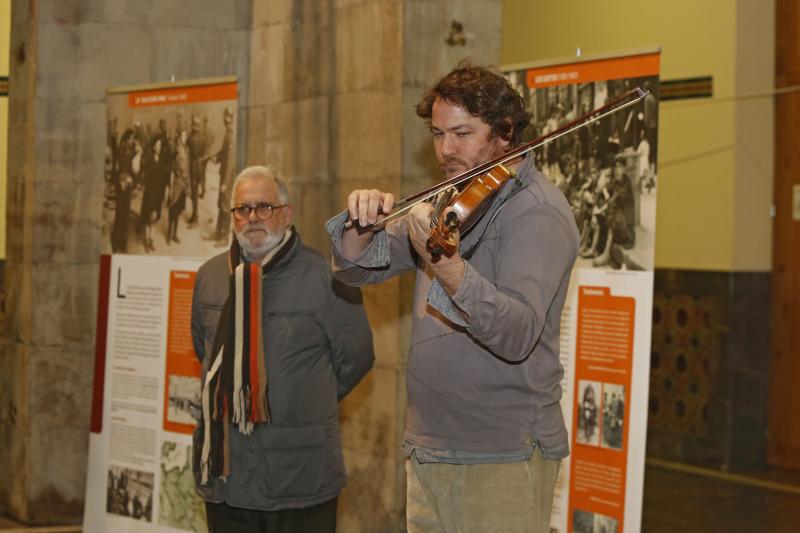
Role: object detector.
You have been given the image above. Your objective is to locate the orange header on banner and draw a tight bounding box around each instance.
[128,82,237,108]
[526,53,660,89]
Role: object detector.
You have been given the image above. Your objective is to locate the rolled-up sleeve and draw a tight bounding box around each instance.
[325,210,418,286]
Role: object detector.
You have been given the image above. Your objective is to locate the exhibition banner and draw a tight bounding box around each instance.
[84,255,207,533]
[504,48,660,533]
[104,77,238,257]
[86,76,238,532]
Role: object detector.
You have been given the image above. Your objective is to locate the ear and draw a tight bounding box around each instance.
[500,135,512,152]
[282,204,294,226]
[500,118,514,152]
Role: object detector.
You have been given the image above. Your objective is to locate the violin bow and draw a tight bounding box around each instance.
[346,87,649,230]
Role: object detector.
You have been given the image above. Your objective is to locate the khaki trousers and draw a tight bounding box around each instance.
[406,447,560,533]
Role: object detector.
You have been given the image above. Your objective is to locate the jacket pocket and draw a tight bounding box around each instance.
[257,425,328,499]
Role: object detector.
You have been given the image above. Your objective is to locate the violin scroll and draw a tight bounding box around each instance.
[426,211,460,260]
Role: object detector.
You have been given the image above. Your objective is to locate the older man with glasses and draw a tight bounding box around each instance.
[190,165,375,533]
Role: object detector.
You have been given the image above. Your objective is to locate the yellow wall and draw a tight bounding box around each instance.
[502,0,773,271]
[1,0,9,260]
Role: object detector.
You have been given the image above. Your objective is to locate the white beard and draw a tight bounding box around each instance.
[235,224,286,260]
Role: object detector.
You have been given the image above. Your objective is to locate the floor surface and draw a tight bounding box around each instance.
[2,461,800,531]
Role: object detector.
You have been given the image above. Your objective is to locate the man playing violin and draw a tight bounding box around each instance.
[326,60,579,533]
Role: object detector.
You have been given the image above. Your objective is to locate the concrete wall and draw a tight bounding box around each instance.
[247,3,407,530]
[0,0,251,523]
[0,0,8,259]
[1,0,505,528]
[246,1,501,530]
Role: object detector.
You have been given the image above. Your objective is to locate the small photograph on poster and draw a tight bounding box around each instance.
[506,72,659,271]
[104,81,238,258]
[576,379,601,446]
[573,509,619,533]
[596,513,619,533]
[602,383,626,450]
[166,374,201,427]
[159,441,207,532]
[106,465,154,522]
[573,509,593,533]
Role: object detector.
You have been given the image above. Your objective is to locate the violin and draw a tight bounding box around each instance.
[347,88,649,260]
[426,163,513,258]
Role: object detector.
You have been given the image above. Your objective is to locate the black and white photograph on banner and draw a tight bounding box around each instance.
[505,73,659,271]
[576,379,601,446]
[573,508,594,533]
[595,513,620,533]
[573,508,619,533]
[106,465,154,522]
[166,375,201,426]
[104,81,238,258]
[602,383,626,450]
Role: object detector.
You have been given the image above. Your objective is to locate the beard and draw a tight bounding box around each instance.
[441,155,470,178]
[440,143,502,179]
[437,137,505,179]
[235,223,286,260]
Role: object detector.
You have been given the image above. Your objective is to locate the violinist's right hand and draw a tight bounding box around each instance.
[347,189,395,230]
[340,189,394,261]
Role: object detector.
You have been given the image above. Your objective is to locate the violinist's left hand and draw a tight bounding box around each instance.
[407,203,465,295]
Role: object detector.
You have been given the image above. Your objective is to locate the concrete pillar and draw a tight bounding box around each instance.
[247,1,501,530]
[0,0,251,524]
[0,0,501,528]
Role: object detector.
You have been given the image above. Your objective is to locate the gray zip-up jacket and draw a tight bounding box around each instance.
[327,156,578,460]
[191,230,374,511]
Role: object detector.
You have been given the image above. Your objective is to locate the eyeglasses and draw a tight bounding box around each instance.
[230,202,288,221]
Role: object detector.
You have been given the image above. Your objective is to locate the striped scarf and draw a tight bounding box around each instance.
[198,227,295,484]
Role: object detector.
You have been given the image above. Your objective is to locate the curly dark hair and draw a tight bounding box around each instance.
[416,60,530,147]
